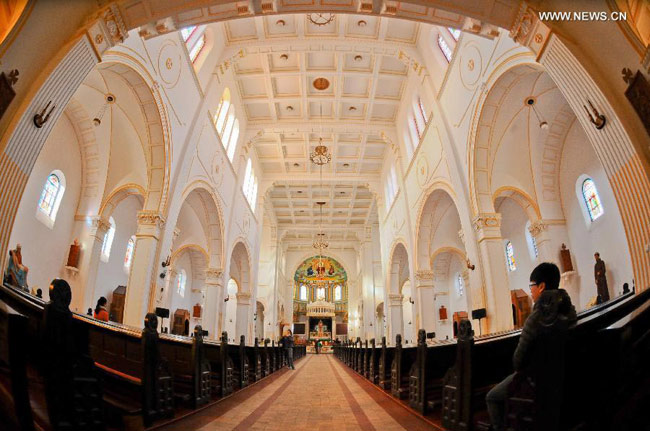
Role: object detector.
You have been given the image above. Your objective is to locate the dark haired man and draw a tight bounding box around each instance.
[486,262,577,431]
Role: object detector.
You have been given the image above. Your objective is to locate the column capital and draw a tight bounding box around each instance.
[88,5,129,58]
[415,270,434,281]
[89,215,111,236]
[508,2,551,58]
[528,219,548,237]
[388,293,403,306]
[236,292,252,305]
[473,213,502,241]
[136,211,165,239]
[205,268,223,285]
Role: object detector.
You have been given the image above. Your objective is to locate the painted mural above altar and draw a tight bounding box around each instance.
[294,255,347,303]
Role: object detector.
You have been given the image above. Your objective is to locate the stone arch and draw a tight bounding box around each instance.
[388,240,410,294]
[170,243,209,300]
[415,181,465,272]
[469,61,545,217]
[95,59,171,215]
[179,181,225,270]
[492,186,541,223]
[64,98,102,217]
[99,184,145,220]
[430,246,467,274]
[98,183,146,220]
[229,241,251,294]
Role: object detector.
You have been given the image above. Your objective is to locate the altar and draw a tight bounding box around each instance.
[305,300,336,353]
[308,317,331,340]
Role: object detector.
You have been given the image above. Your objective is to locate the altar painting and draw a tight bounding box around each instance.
[294,256,347,302]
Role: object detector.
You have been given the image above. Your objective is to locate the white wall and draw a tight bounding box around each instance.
[559,122,634,308]
[8,114,81,300]
[499,198,536,296]
[94,194,141,309]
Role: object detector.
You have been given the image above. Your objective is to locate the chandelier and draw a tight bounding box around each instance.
[307,13,335,26]
[312,102,330,255]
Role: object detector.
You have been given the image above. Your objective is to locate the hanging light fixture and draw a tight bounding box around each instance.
[526,97,548,130]
[307,12,335,26]
[93,94,116,126]
[312,102,330,256]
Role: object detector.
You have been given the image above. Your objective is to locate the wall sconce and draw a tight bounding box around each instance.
[466,258,475,271]
[33,101,56,128]
[162,256,171,267]
[583,100,606,130]
[253,313,258,321]
[408,297,414,304]
[224,295,230,302]
[159,272,166,279]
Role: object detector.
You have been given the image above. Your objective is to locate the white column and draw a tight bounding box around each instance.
[71,216,110,313]
[203,268,223,339]
[473,213,513,333]
[388,293,403,345]
[236,291,251,343]
[123,211,164,327]
[415,270,435,336]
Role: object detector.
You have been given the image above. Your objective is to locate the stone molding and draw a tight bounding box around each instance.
[388,293,403,306]
[237,292,252,305]
[472,213,501,231]
[89,215,111,236]
[528,220,548,237]
[137,210,166,228]
[415,270,434,281]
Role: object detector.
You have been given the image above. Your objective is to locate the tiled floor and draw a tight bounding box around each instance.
[155,355,442,431]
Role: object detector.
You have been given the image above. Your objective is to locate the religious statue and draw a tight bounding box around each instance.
[594,252,609,302]
[5,243,29,290]
[314,319,328,337]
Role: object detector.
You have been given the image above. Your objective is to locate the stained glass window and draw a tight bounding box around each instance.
[437,34,453,62]
[531,234,539,258]
[505,241,516,271]
[124,236,135,269]
[582,178,604,221]
[417,97,428,126]
[101,217,116,261]
[300,284,307,301]
[448,28,461,41]
[317,287,325,300]
[188,34,205,62]
[38,173,63,219]
[227,120,240,161]
[456,273,464,296]
[181,26,197,42]
[334,285,342,301]
[177,270,187,298]
[243,158,258,211]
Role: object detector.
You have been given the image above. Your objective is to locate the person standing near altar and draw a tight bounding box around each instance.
[594,252,610,302]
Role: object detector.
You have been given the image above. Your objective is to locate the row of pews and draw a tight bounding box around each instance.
[0,283,305,430]
[334,288,650,431]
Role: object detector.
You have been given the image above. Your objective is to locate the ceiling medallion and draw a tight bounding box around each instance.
[307,13,335,26]
[313,77,330,91]
[357,20,367,27]
[280,53,289,61]
[310,137,332,165]
[354,54,363,62]
[276,19,286,27]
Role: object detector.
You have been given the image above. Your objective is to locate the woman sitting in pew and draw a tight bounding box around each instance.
[94,296,109,321]
[486,262,577,431]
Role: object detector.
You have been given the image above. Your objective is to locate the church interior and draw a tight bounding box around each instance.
[1,0,650,430]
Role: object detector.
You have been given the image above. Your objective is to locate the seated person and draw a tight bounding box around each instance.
[486,262,577,431]
[93,296,109,321]
[5,243,29,290]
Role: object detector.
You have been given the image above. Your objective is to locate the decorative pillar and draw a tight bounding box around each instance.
[236,291,251,343]
[123,211,165,327]
[388,293,403,345]
[473,213,513,333]
[72,216,110,313]
[203,268,223,339]
[528,220,554,263]
[415,270,435,335]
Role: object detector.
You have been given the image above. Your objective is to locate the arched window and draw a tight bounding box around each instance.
[456,273,464,296]
[226,119,240,161]
[334,285,342,301]
[317,287,325,300]
[180,26,197,42]
[448,28,461,41]
[188,34,206,63]
[124,236,135,270]
[37,171,66,225]
[223,111,236,145]
[101,217,116,262]
[417,97,428,126]
[300,284,307,301]
[582,178,604,221]
[214,89,231,133]
[437,34,453,62]
[177,269,187,298]
[505,241,516,271]
[243,158,258,211]
[525,221,539,259]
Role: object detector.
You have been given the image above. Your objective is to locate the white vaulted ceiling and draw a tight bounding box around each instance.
[218,13,431,238]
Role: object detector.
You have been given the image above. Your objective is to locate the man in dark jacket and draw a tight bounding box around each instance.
[281,330,295,369]
[486,262,577,431]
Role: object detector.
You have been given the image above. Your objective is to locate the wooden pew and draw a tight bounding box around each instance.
[0,299,33,430]
[230,335,250,390]
[368,338,379,384]
[249,338,262,382]
[391,334,417,399]
[362,340,370,378]
[354,337,362,372]
[204,331,233,397]
[378,336,394,390]
[262,339,271,376]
